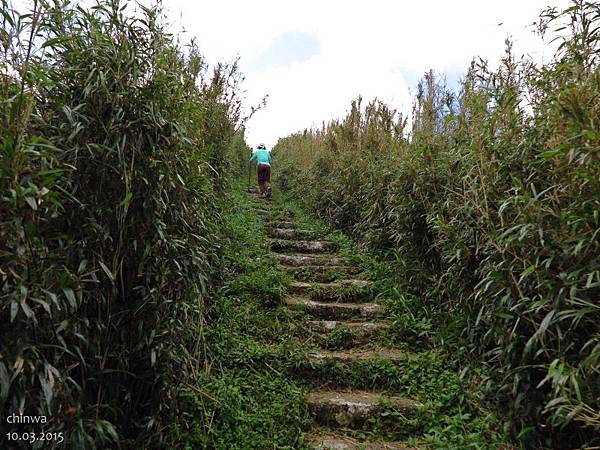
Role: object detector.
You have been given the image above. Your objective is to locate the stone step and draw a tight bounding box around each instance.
[308,433,415,450]
[271,239,338,254]
[254,208,271,215]
[277,254,349,267]
[250,198,270,205]
[308,320,386,332]
[284,296,381,320]
[307,320,389,346]
[308,390,420,428]
[308,347,412,364]
[295,279,372,290]
[282,265,362,278]
[268,220,298,229]
[267,227,314,240]
[290,280,372,302]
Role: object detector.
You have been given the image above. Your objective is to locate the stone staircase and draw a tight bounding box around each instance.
[252,196,420,449]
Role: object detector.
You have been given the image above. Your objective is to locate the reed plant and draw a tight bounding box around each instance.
[275,2,600,447]
[1,0,248,447]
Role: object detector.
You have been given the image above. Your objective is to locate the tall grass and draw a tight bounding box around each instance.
[275,2,600,447]
[1,0,248,447]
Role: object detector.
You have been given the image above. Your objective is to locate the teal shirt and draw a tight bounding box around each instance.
[250,149,272,166]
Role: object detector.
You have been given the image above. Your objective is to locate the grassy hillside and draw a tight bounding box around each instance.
[274,2,600,448]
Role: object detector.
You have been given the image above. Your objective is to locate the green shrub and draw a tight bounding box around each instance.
[274,2,600,447]
[0,0,246,447]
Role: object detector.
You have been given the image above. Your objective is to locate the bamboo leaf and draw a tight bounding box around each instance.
[10,301,18,322]
[99,261,115,282]
[119,191,132,207]
[0,362,9,401]
[63,288,77,309]
[24,196,37,210]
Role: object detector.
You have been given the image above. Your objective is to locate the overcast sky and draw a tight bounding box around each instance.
[17,0,571,148]
[161,0,572,149]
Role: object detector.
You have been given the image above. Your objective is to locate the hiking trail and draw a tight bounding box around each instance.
[250,190,421,450]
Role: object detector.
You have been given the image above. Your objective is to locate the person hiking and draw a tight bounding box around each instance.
[249,143,272,198]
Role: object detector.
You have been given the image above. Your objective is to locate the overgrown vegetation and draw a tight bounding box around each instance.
[1,0,249,447]
[274,2,600,448]
[171,187,312,449]
[3,0,598,448]
[175,187,509,449]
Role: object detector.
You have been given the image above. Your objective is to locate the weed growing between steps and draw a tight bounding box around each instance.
[171,187,312,449]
